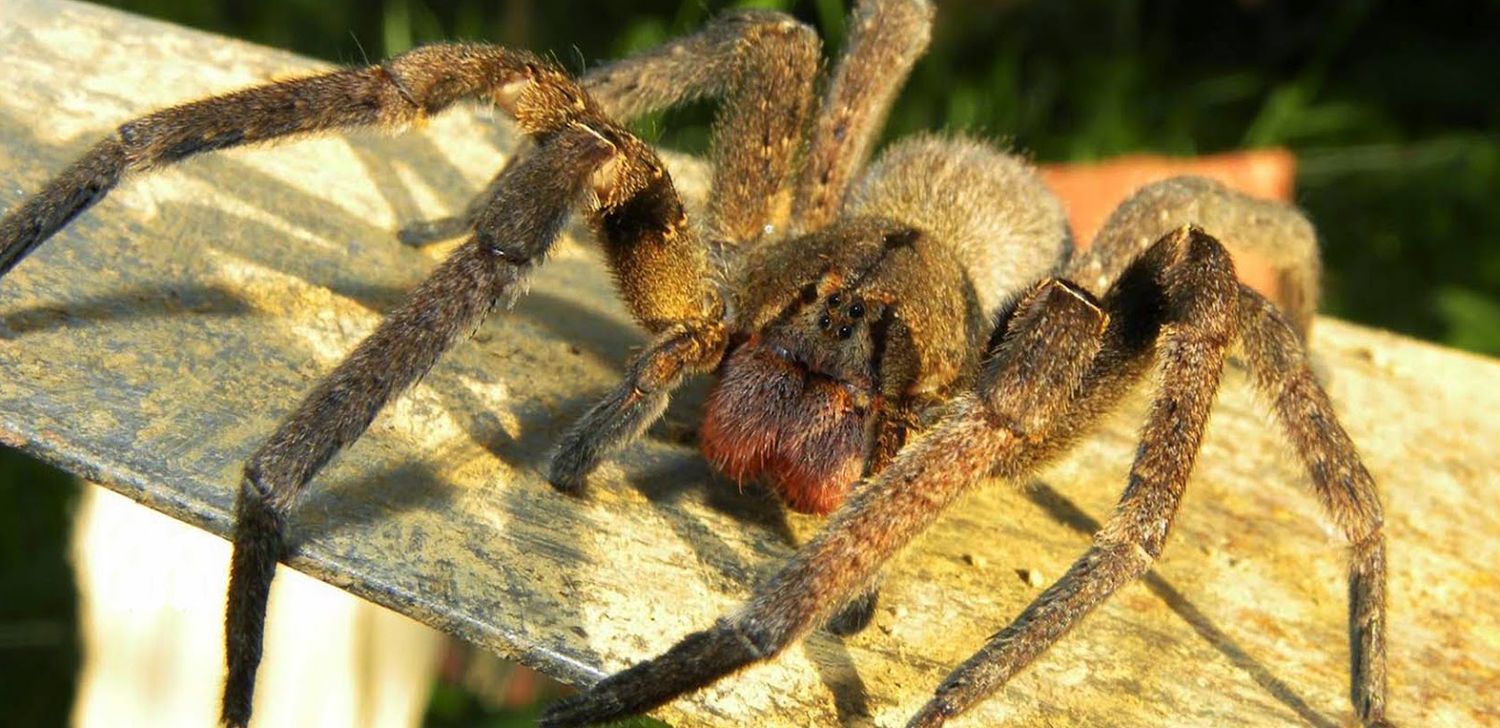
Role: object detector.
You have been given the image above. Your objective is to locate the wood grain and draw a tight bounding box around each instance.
[1,2,1496,725]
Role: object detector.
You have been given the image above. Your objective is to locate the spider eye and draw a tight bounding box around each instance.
[828,292,842,307]
[849,302,865,318]
[818,314,832,329]
[882,228,920,250]
[837,325,853,339]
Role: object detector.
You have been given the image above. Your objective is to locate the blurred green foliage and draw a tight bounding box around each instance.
[0,454,79,726]
[2,0,1496,726]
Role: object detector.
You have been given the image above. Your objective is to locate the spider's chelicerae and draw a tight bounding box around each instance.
[0,1,1390,726]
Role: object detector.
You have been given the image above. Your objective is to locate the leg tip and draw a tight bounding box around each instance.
[218,698,252,728]
[538,691,627,728]
[906,697,958,728]
[546,452,591,497]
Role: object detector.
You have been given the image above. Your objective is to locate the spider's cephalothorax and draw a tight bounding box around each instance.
[0,1,1389,727]
[700,131,1071,517]
[702,154,1065,516]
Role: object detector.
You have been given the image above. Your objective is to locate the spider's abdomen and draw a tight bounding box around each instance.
[848,133,1071,316]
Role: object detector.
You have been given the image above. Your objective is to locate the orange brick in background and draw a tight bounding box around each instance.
[1040,148,1297,302]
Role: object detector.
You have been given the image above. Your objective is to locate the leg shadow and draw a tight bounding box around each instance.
[1024,481,1339,728]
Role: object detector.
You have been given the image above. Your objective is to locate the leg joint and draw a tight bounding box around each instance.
[1350,521,1384,556]
[1093,530,1159,574]
[725,618,781,660]
[241,463,271,500]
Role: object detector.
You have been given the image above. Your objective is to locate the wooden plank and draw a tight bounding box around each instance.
[1,2,1496,725]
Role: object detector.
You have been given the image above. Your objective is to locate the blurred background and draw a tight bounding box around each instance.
[3,0,1496,725]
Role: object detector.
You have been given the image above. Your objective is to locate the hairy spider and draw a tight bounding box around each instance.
[0,1,1390,726]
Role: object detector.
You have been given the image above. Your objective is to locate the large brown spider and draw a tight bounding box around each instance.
[0,1,1389,726]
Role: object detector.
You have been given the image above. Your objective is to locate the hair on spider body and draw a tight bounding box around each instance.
[695,132,1076,515]
[0,1,1390,726]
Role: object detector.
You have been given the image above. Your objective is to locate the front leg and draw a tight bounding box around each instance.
[224,126,612,728]
[907,227,1240,726]
[211,56,705,727]
[548,321,727,493]
[545,11,828,490]
[0,43,559,279]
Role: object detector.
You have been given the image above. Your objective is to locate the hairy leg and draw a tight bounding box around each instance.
[397,12,824,491]
[0,43,573,278]
[1065,176,1321,338]
[547,11,823,489]
[226,124,613,728]
[793,0,935,233]
[1052,181,1384,724]
[1236,287,1388,725]
[583,11,813,125]
[401,10,820,248]
[548,320,727,491]
[0,40,731,726]
[226,64,726,727]
[907,227,1239,726]
[539,275,1112,728]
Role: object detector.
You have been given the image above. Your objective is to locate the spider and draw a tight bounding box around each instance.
[0,1,1390,726]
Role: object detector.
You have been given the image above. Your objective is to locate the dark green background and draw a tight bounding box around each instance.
[4,1,1496,725]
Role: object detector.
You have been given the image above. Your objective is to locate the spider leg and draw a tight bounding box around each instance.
[548,12,823,489]
[793,0,935,233]
[234,124,717,727]
[398,156,518,245]
[1066,176,1321,337]
[906,226,1240,726]
[225,124,615,728]
[823,395,931,636]
[401,10,820,247]
[1236,286,1388,725]
[408,12,823,487]
[547,321,727,492]
[1068,178,1387,723]
[0,46,721,728]
[539,276,1112,728]
[0,43,595,278]
[584,10,816,126]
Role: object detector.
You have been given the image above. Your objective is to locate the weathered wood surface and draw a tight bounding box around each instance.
[1,2,1497,726]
